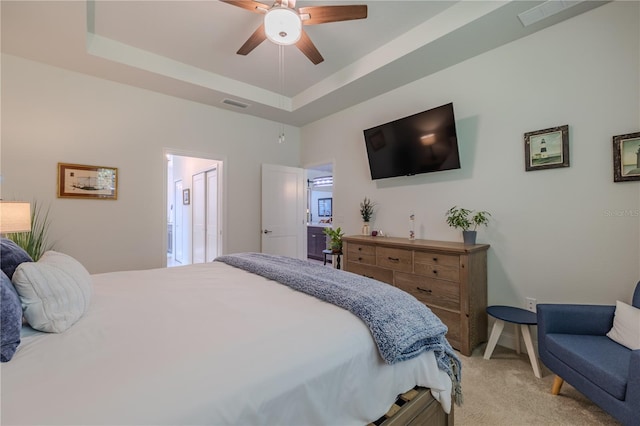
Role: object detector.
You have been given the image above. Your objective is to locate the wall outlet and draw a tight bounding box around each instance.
[526,297,537,312]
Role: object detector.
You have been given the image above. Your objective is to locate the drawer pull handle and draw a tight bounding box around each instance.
[433,257,438,262]
[417,287,432,294]
[358,247,362,251]
[388,257,400,262]
[432,270,438,275]
[358,257,363,261]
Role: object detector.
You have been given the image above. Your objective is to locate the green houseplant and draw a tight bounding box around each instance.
[6,201,54,260]
[323,226,344,253]
[445,206,491,244]
[360,197,375,235]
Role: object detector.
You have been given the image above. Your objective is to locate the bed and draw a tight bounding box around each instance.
[1,250,459,425]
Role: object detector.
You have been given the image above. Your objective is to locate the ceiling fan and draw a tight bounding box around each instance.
[221,0,368,65]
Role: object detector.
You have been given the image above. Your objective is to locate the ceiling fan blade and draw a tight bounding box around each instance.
[237,23,267,56]
[220,1,269,14]
[296,30,324,65]
[299,5,367,25]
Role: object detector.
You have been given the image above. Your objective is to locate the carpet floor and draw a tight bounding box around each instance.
[456,345,619,425]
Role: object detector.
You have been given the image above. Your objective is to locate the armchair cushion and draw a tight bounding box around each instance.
[537,304,615,335]
[607,300,640,350]
[545,334,629,400]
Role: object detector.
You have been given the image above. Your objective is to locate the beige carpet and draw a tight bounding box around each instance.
[456,345,619,425]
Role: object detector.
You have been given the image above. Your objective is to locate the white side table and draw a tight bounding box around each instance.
[483,305,542,378]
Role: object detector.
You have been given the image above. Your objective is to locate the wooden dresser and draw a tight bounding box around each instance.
[343,235,489,356]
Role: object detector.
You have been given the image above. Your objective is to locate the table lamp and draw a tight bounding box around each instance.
[0,202,32,234]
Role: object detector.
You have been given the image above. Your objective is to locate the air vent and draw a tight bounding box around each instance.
[221,98,250,109]
[518,1,583,27]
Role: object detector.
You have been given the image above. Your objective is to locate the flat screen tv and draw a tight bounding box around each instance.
[363,102,461,180]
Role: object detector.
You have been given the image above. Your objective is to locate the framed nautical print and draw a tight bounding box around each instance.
[524,125,570,171]
[57,163,118,200]
[613,131,640,182]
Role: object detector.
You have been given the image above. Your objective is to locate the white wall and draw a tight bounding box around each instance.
[1,54,300,273]
[301,2,640,307]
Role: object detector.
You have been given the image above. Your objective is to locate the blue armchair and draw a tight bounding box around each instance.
[537,282,640,426]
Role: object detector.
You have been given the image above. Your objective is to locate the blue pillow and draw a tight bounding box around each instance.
[1,270,22,362]
[0,238,33,280]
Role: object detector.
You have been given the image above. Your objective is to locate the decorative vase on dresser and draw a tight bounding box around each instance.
[343,235,489,356]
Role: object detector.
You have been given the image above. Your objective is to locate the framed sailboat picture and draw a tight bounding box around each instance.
[57,163,118,200]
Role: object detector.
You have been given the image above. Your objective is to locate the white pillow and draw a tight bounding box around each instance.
[12,251,92,333]
[606,300,640,350]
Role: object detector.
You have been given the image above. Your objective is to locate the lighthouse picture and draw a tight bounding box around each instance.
[524,125,570,171]
[530,132,562,166]
[620,138,640,176]
[613,131,640,182]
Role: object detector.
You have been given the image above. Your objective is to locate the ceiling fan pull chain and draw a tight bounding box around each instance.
[278,45,285,144]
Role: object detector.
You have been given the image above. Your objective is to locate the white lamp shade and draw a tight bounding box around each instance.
[264,7,301,45]
[0,202,31,233]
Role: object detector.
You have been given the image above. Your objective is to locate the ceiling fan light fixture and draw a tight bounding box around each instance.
[264,7,301,46]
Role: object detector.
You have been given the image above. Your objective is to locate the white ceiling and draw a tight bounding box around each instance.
[1,1,606,126]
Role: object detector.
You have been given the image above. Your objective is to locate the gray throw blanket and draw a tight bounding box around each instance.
[215,252,462,404]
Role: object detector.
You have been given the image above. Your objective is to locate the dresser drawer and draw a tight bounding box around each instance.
[347,252,376,265]
[376,247,412,272]
[413,263,459,283]
[414,251,459,268]
[346,262,393,285]
[347,243,376,256]
[394,272,460,311]
[428,306,461,350]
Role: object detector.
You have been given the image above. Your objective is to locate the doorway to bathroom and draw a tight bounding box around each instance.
[305,162,333,262]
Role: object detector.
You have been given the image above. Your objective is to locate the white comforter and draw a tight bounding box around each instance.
[1,262,452,425]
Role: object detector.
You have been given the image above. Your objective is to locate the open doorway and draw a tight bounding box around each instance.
[305,162,333,262]
[166,153,223,267]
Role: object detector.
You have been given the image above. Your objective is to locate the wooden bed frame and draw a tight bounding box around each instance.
[372,387,453,426]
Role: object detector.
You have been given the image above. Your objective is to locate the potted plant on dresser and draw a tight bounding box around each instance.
[360,197,375,236]
[445,206,491,244]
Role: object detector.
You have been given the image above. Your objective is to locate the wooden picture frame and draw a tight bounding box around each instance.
[613,132,640,182]
[57,163,118,200]
[183,189,190,205]
[524,125,570,171]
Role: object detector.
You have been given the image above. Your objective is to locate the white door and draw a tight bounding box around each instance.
[206,168,218,262]
[261,164,304,259]
[174,180,184,264]
[192,172,206,264]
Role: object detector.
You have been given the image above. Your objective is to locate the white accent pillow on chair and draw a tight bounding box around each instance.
[606,300,640,350]
[12,251,92,333]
